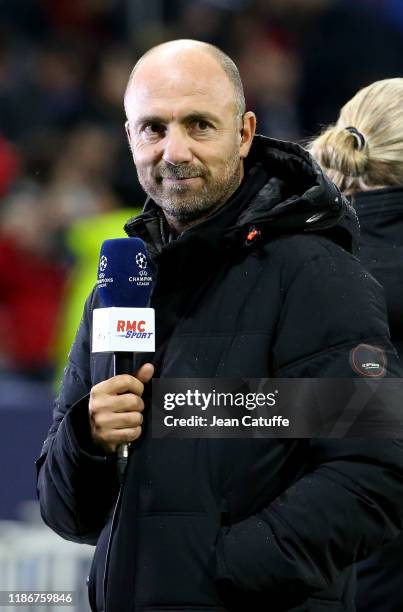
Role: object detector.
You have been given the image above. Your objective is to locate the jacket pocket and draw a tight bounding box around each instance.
[306,598,348,611]
[87,521,111,611]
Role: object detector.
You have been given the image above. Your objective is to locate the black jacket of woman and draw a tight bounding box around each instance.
[353,187,403,612]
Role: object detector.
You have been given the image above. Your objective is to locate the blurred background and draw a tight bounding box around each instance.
[0,0,402,609]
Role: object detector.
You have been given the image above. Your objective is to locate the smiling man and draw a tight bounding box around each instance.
[37,40,403,612]
[124,40,255,232]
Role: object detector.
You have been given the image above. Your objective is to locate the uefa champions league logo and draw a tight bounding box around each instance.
[129,252,151,286]
[136,252,147,270]
[99,255,108,272]
[97,254,112,289]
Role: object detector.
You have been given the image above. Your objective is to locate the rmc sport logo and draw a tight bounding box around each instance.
[116,320,153,339]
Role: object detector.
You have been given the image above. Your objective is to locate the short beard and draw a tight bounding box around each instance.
[137,152,242,226]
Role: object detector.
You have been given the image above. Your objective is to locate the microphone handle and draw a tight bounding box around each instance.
[113,352,134,484]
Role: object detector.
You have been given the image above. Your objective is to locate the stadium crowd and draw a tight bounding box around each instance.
[0,0,403,384]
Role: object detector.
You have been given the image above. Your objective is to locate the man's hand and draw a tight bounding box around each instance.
[88,363,154,454]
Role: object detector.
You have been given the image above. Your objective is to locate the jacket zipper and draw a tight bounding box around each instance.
[97,381,153,612]
[102,484,123,612]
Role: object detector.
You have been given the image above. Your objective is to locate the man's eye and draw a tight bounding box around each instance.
[194,120,210,131]
[143,123,165,135]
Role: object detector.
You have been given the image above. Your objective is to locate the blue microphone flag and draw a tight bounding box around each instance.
[96,237,154,307]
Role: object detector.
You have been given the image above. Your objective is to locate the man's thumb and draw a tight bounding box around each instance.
[135,362,154,384]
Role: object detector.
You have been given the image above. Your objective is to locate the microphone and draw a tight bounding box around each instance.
[92,238,155,482]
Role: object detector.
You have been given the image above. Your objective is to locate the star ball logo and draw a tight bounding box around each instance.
[136,252,147,270]
[99,255,108,272]
[129,252,152,287]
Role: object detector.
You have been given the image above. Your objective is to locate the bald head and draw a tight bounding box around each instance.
[124,39,245,118]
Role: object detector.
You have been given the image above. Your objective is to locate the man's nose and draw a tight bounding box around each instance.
[162,126,193,165]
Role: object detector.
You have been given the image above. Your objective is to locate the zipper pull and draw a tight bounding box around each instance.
[245,226,261,246]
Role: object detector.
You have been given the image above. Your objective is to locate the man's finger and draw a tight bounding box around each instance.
[94,393,145,414]
[135,362,154,384]
[92,374,145,397]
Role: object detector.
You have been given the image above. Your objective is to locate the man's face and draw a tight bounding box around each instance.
[125,52,247,227]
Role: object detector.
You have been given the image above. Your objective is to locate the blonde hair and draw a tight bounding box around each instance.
[308,78,403,194]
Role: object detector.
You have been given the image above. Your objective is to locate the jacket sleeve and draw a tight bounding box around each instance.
[36,290,119,544]
[214,237,403,605]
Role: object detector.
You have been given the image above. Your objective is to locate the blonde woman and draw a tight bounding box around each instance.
[310,78,403,612]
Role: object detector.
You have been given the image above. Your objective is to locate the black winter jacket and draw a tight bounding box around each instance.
[36,136,403,612]
[352,186,403,612]
[352,187,403,361]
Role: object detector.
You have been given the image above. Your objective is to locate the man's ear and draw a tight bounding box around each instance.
[125,120,131,144]
[125,120,134,155]
[239,111,257,159]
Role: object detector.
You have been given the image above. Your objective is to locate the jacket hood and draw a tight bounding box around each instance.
[125,134,359,256]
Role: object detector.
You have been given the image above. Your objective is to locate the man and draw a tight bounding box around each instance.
[36,40,403,612]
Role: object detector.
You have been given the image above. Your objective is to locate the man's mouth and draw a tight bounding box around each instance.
[156,166,204,182]
[162,176,200,182]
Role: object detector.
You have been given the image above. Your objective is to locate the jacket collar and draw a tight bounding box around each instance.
[124,134,359,257]
[351,186,403,247]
